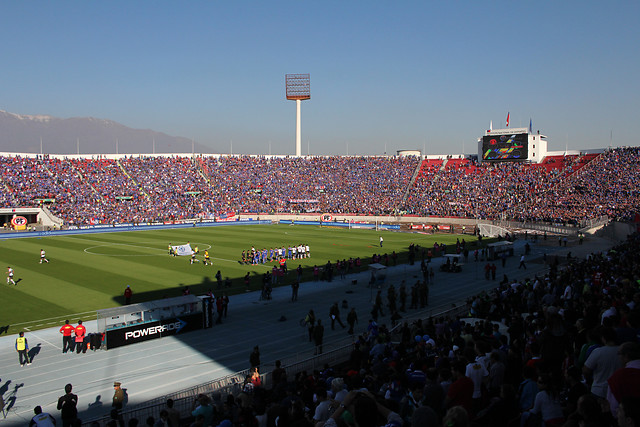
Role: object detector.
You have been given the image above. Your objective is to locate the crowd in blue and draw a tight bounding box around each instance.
[1,147,638,226]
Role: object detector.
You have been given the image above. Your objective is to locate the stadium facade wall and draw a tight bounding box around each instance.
[241,213,479,225]
[593,221,636,241]
[0,207,60,228]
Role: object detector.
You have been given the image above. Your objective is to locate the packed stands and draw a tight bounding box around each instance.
[2,149,640,427]
[0,148,638,225]
[402,149,640,224]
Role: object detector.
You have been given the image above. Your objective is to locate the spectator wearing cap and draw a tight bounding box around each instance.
[450,345,461,358]
[112,382,124,411]
[110,382,125,427]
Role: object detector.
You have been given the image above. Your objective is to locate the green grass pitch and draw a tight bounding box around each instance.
[0,224,473,332]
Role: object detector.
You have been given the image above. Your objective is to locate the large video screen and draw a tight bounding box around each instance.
[482,133,528,161]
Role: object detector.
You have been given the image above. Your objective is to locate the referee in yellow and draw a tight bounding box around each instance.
[15,331,30,366]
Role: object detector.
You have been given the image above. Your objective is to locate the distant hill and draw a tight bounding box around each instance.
[0,110,213,154]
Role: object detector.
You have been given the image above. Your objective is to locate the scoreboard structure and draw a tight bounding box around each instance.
[478,127,548,164]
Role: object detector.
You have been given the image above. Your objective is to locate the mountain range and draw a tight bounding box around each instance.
[0,110,213,155]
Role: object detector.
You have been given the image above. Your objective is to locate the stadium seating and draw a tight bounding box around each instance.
[0,148,637,225]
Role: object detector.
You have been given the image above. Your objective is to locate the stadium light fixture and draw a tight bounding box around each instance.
[285,74,310,157]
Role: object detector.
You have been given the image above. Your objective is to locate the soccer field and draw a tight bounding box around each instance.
[0,224,470,332]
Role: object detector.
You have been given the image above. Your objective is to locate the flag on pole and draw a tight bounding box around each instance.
[506,112,510,127]
[529,118,532,134]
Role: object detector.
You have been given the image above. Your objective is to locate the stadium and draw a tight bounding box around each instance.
[1,116,640,427]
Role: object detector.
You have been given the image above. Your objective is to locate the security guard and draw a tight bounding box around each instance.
[112,382,124,410]
[16,331,30,366]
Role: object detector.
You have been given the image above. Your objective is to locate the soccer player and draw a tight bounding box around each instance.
[7,266,15,285]
[40,249,49,264]
[203,250,211,266]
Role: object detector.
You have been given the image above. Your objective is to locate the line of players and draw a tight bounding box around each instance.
[241,244,311,265]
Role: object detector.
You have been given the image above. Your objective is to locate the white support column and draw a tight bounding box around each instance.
[296,99,302,157]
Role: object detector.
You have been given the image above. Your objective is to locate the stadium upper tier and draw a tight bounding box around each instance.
[1,148,638,225]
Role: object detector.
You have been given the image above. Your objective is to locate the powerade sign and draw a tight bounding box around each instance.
[125,321,184,340]
[106,313,203,349]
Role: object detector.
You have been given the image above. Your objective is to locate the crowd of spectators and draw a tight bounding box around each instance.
[200,155,419,216]
[98,231,640,427]
[403,148,640,224]
[121,156,217,221]
[12,227,627,427]
[1,148,638,226]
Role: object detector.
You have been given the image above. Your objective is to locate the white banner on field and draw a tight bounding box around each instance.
[171,243,194,256]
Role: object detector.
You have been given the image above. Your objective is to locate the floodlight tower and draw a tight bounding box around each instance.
[285,74,310,157]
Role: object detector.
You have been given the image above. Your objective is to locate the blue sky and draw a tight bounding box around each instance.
[2,1,638,156]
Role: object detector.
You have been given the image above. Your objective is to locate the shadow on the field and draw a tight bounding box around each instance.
[113,276,221,305]
[109,238,494,307]
[2,382,23,416]
[110,271,272,306]
[0,325,9,335]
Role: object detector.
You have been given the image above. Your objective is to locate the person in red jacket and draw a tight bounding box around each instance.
[59,320,75,354]
[74,320,86,354]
